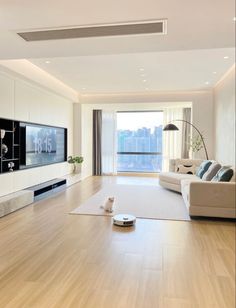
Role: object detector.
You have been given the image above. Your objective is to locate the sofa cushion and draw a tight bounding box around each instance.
[202,162,221,181]
[196,160,212,178]
[211,167,234,182]
[180,179,192,206]
[159,172,199,186]
[180,178,202,207]
[169,158,203,172]
[176,164,196,175]
[181,178,202,193]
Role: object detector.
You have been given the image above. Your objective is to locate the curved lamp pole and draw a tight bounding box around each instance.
[163,119,209,160]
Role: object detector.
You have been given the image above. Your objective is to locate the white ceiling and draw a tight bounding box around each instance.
[0,0,235,94]
[0,0,235,59]
[30,49,235,93]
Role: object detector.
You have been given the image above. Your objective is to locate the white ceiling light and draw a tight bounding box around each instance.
[139,68,145,71]
[213,71,217,74]
[45,60,51,64]
[205,81,210,85]
[142,79,147,82]
[223,56,229,59]
[233,17,236,21]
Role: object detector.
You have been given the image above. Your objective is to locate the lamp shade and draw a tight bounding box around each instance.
[163,123,179,131]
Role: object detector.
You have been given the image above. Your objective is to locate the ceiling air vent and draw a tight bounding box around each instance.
[17,20,167,41]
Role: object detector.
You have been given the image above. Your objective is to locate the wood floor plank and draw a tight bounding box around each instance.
[0,176,235,308]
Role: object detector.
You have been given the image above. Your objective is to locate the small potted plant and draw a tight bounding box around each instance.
[67,156,84,173]
[189,134,204,153]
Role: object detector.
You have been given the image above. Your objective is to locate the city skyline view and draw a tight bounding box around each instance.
[117,112,163,173]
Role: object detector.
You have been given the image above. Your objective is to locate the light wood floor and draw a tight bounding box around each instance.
[0,176,235,308]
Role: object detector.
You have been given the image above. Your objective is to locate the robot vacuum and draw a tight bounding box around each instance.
[113,214,136,227]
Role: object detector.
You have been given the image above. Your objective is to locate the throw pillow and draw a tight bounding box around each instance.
[202,162,221,181]
[211,167,234,182]
[230,168,236,182]
[176,164,195,175]
[196,160,212,178]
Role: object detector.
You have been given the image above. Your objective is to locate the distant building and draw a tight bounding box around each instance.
[117,126,163,172]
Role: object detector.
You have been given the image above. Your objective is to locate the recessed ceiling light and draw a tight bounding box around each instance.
[139,68,145,71]
[233,17,236,21]
[205,81,210,85]
[213,71,217,74]
[45,60,51,64]
[223,56,229,59]
[142,80,147,83]
[81,87,86,90]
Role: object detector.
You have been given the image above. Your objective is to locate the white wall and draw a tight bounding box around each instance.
[213,66,235,166]
[0,68,74,197]
[73,103,82,156]
[81,104,94,178]
[79,90,214,177]
[0,60,78,102]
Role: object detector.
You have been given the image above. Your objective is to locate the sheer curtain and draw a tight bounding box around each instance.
[102,110,117,175]
[162,108,184,171]
[181,108,192,159]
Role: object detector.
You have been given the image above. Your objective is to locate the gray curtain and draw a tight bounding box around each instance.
[181,108,191,158]
[93,110,102,175]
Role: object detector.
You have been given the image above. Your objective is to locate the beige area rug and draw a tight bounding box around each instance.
[70,184,190,221]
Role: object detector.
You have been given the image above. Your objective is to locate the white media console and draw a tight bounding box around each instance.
[0,178,67,217]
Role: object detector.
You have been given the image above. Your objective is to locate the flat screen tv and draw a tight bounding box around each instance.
[20,123,67,168]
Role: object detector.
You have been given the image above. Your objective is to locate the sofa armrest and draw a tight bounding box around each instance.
[189,181,236,208]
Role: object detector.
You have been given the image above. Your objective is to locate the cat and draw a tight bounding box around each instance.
[100,197,115,213]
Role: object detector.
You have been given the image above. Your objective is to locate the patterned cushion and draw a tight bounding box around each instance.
[202,162,221,181]
[211,167,234,182]
[196,160,212,178]
[176,164,195,175]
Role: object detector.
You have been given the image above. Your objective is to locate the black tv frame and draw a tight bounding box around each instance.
[19,121,68,170]
[0,117,67,174]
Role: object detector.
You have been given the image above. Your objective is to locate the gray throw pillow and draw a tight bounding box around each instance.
[211,167,234,182]
[202,162,221,181]
[196,160,212,178]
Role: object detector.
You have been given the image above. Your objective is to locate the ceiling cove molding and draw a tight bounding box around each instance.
[0,59,78,102]
[79,90,213,104]
[80,89,213,97]
[17,19,167,41]
[214,63,235,88]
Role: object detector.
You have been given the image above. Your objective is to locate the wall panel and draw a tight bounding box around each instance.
[0,70,74,197]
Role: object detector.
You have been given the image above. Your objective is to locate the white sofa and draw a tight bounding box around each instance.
[159,159,236,218]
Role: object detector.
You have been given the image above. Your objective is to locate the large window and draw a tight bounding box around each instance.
[117,111,163,173]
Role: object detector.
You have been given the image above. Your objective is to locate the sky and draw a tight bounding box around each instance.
[117,111,163,131]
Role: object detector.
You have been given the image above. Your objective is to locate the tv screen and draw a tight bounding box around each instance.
[25,124,67,167]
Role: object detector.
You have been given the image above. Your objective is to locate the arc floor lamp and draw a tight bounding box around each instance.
[163,119,209,160]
